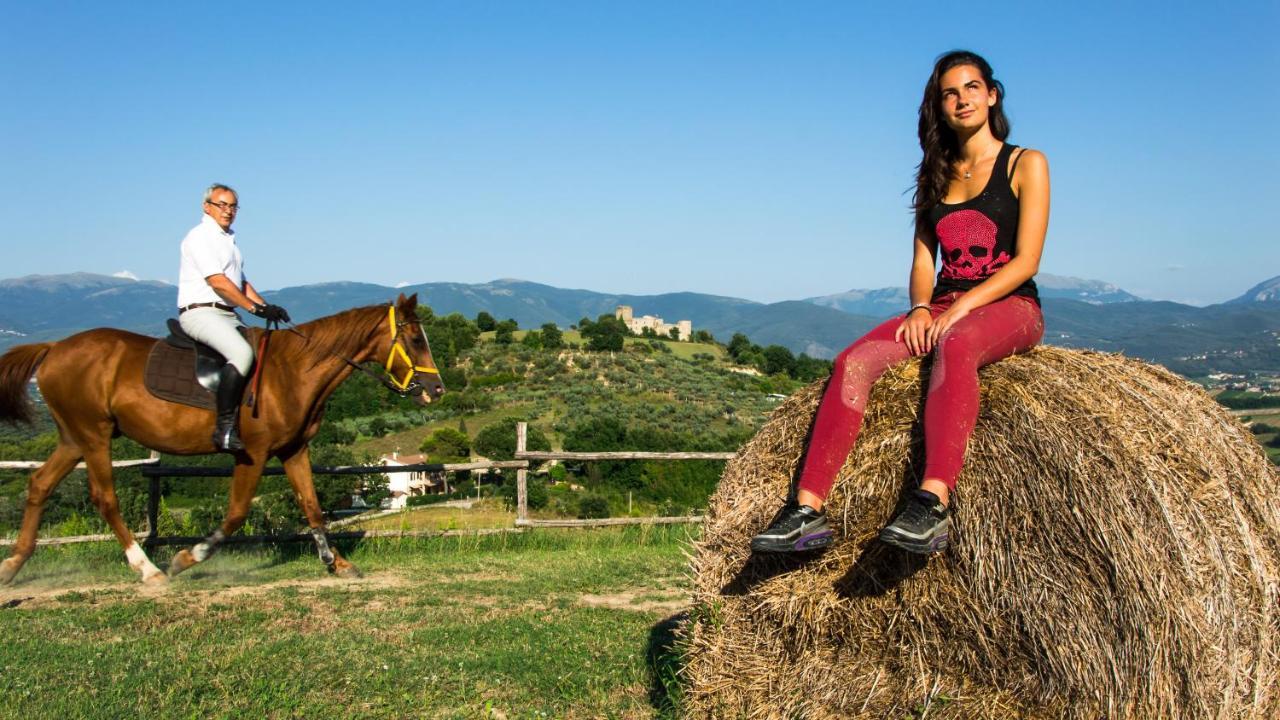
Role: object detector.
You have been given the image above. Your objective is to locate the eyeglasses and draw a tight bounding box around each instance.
[205,200,239,211]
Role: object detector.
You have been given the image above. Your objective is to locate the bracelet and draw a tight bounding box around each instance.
[907,304,931,315]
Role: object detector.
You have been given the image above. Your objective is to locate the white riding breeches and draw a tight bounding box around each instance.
[178,307,254,375]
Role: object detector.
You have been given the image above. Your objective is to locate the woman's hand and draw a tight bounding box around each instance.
[926,301,972,349]
[895,308,934,356]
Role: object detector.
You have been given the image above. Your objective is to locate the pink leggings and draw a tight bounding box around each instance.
[797,292,1043,498]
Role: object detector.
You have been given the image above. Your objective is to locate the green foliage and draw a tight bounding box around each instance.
[1217,391,1280,410]
[794,353,833,382]
[419,427,471,460]
[762,344,796,376]
[521,330,543,349]
[540,323,564,349]
[436,388,495,413]
[726,333,752,360]
[499,475,549,510]
[1251,422,1278,435]
[491,318,518,343]
[580,314,628,352]
[440,366,468,390]
[475,311,496,332]
[474,420,551,464]
[313,422,357,446]
[578,493,610,519]
[470,372,522,388]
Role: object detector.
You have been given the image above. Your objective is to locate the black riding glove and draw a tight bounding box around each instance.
[253,303,291,323]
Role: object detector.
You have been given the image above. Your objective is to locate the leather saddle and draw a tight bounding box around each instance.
[143,319,253,410]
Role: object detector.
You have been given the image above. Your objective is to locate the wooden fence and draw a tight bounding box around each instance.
[0,457,530,548]
[511,421,731,528]
[1,424,735,545]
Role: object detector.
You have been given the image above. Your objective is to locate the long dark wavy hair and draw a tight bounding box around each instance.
[912,50,1010,229]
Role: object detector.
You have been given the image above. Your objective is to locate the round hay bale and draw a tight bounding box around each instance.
[684,347,1280,719]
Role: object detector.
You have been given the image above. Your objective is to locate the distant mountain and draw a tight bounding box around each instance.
[1034,274,1143,303]
[269,279,876,358]
[1,272,1278,374]
[804,287,909,318]
[0,273,174,341]
[804,273,1141,317]
[0,274,877,361]
[1225,275,1280,304]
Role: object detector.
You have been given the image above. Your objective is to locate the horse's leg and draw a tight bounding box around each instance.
[81,446,165,585]
[168,457,264,578]
[282,445,360,578]
[0,442,82,585]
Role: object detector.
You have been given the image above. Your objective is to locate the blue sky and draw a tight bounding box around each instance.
[2,2,1276,305]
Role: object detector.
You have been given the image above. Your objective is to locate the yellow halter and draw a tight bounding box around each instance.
[384,305,441,393]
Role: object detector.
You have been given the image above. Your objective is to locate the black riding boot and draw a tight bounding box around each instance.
[212,364,248,452]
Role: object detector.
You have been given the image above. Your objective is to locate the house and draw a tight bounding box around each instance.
[379,451,452,509]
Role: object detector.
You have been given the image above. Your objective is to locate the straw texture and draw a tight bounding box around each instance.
[685,347,1279,719]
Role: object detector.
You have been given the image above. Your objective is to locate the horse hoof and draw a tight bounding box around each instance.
[142,570,169,587]
[167,549,198,578]
[331,563,362,580]
[0,559,18,586]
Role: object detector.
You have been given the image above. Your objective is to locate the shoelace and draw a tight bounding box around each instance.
[898,496,937,525]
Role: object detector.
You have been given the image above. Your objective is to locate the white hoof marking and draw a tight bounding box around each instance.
[125,542,163,581]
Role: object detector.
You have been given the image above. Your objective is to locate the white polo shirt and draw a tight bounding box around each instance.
[177,214,245,307]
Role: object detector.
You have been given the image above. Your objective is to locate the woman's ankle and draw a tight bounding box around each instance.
[796,489,825,512]
[919,479,950,506]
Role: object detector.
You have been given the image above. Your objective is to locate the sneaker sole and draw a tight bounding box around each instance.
[750,529,834,554]
[878,528,949,555]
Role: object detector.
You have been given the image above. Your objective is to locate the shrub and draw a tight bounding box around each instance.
[578,494,610,519]
[419,427,471,459]
[473,419,551,465]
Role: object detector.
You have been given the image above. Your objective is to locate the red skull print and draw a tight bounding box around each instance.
[937,209,1011,280]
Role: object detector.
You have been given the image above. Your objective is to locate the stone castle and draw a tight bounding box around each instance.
[615,305,692,341]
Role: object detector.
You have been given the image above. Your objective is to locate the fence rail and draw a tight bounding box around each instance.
[511,422,730,528]
[3,423,732,543]
[0,452,161,471]
[0,527,526,548]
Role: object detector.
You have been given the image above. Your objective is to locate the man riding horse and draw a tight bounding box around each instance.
[0,188,446,585]
[178,183,291,450]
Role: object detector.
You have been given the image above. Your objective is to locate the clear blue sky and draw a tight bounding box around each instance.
[2,2,1276,305]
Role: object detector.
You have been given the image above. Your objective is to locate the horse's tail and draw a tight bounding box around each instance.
[0,343,53,424]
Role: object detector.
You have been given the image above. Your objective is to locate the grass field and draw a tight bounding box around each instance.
[0,527,692,719]
[351,503,518,532]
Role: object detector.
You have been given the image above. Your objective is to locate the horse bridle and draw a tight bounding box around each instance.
[281,304,443,398]
[381,305,442,395]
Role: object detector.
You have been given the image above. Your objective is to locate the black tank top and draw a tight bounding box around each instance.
[927,142,1039,304]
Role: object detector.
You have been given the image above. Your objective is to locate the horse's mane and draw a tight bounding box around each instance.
[279,304,388,370]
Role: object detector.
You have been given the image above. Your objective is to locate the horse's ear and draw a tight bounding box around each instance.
[396,292,408,306]
[404,293,418,310]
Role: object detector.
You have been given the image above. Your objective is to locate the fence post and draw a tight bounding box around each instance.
[516,422,528,526]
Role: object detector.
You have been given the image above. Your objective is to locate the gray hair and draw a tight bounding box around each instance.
[203,183,237,202]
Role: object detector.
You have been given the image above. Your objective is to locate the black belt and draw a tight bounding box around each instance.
[179,302,236,314]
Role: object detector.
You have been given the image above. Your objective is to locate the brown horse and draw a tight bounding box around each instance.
[0,293,443,586]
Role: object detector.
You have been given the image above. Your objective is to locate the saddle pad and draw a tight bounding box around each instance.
[144,341,216,410]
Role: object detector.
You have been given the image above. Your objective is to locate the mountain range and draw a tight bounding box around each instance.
[1,272,1277,376]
